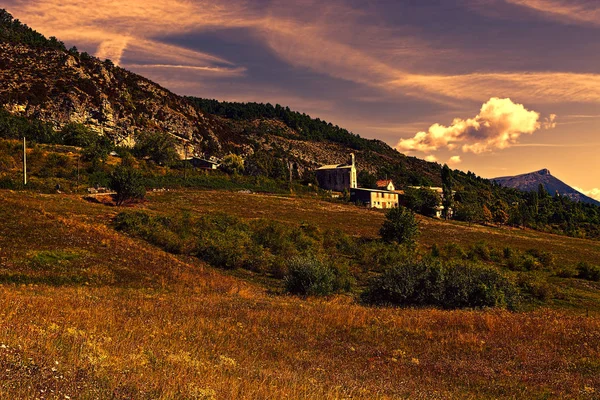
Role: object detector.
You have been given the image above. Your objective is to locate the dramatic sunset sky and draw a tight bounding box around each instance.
[5,0,600,197]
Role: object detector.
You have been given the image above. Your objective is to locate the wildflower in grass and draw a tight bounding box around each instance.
[218,355,237,368]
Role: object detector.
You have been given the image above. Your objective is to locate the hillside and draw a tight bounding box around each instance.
[1,189,600,398]
[0,9,442,186]
[493,169,600,206]
[2,7,600,240]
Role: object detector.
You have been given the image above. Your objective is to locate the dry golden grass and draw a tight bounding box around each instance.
[1,189,600,398]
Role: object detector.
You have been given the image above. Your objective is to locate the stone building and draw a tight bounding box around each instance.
[316,154,357,192]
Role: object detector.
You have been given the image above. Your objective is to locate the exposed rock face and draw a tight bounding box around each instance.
[0,40,442,184]
[493,169,600,206]
[0,42,213,149]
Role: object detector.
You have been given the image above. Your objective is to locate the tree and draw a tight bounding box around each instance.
[59,123,96,147]
[455,202,481,226]
[379,206,419,247]
[482,205,493,225]
[133,131,179,165]
[109,165,145,206]
[221,153,244,175]
[441,164,454,219]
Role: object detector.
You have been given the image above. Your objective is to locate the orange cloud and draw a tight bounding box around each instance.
[448,156,462,164]
[7,0,600,107]
[396,98,551,154]
[505,0,600,26]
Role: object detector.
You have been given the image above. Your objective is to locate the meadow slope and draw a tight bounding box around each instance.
[0,189,599,399]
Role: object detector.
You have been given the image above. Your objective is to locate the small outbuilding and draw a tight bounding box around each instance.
[186,156,221,170]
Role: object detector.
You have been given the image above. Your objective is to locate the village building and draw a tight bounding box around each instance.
[315,154,357,192]
[186,156,221,170]
[376,179,395,191]
[350,187,399,209]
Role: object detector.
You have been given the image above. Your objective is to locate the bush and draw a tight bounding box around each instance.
[362,260,518,309]
[442,243,467,260]
[379,206,419,246]
[468,241,491,262]
[516,274,555,301]
[283,256,337,296]
[109,165,146,206]
[576,262,600,282]
[283,256,352,296]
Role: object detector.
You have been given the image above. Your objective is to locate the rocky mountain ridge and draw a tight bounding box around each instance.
[493,169,600,206]
[0,8,443,185]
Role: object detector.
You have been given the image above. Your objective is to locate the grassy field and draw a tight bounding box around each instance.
[1,189,600,398]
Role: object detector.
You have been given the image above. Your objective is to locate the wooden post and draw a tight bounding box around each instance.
[23,137,27,185]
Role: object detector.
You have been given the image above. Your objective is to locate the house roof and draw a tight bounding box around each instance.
[376,179,393,187]
[317,163,352,170]
[351,188,398,194]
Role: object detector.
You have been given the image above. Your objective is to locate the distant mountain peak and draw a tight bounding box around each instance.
[493,169,600,206]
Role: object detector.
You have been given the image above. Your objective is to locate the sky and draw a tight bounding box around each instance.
[5,0,600,198]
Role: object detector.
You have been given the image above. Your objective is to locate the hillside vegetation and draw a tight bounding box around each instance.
[1,190,600,398]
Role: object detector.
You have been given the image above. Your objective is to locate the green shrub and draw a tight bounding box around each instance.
[521,255,542,271]
[109,165,146,206]
[283,256,337,296]
[362,260,518,309]
[355,240,411,272]
[526,249,555,269]
[516,274,555,302]
[379,206,419,246]
[576,262,600,282]
[468,241,491,262]
[430,243,440,258]
[554,267,577,278]
[442,243,467,260]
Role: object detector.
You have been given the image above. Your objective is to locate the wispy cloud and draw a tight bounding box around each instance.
[396,98,552,154]
[505,0,600,27]
[7,0,600,107]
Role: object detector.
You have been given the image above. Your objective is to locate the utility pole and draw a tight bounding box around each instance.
[184,143,188,181]
[23,137,27,185]
[76,154,80,191]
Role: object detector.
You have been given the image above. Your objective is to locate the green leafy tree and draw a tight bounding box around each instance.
[133,131,179,165]
[109,165,146,206]
[221,153,244,175]
[441,164,454,219]
[379,206,419,247]
[59,123,97,147]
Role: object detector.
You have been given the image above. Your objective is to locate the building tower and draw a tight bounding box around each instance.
[349,153,357,189]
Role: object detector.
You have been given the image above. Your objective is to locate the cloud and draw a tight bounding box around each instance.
[394,72,600,104]
[505,0,600,27]
[448,156,462,164]
[543,114,557,129]
[6,0,600,108]
[396,98,551,154]
[424,155,438,162]
[574,187,600,201]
